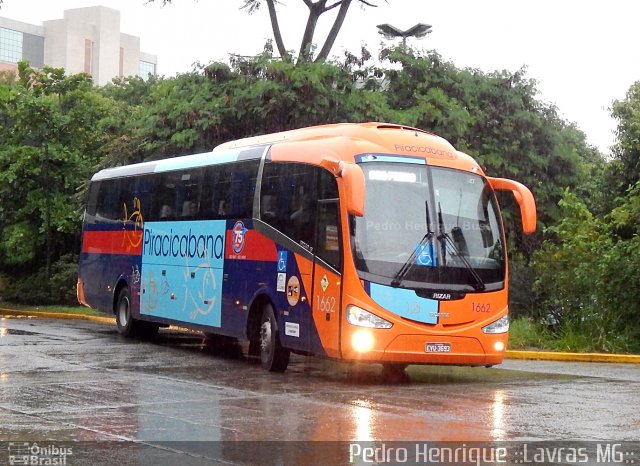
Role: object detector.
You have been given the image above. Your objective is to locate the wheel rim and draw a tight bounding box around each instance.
[260,320,272,360]
[118,297,129,328]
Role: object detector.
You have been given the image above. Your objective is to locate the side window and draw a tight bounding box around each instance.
[178,169,203,219]
[85,181,101,224]
[95,178,122,223]
[260,162,341,268]
[131,174,158,222]
[157,172,178,220]
[229,160,259,218]
[316,170,341,270]
[94,177,139,223]
[117,177,134,223]
[260,162,318,249]
[155,169,204,221]
[203,160,259,220]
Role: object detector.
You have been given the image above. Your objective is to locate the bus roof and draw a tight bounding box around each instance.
[91,122,483,181]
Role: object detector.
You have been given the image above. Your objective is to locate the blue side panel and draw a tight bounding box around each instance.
[82,218,329,356]
[140,220,226,327]
[79,252,141,314]
[369,283,439,324]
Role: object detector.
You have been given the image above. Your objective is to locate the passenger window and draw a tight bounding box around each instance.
[95,178,122,223]
[203,160,259,219]
[260,162,341,269]
[260,162,318,249]
[130,174,157,222]
[85,181,101,223]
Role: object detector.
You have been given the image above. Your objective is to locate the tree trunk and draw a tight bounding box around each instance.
[266,0,288,58]
[298,1,326,62]
[316,0,352,62]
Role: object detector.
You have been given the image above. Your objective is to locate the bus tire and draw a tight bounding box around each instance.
[259,303,290,372]
[115,287,137,338]
[381,363,409,383]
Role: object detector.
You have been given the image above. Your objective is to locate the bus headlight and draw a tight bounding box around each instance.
[346,305,392,329]
[482,315,509,334]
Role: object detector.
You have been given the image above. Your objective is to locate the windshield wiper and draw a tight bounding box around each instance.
[391,232,434,287]
[391,201,434,288]
[437,202,486,291]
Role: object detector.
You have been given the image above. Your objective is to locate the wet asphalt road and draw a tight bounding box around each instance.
[1,315,639,465]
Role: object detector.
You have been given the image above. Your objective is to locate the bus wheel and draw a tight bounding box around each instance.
[116,287,137,338]
[259,304,290,372]
[381,364,409,383]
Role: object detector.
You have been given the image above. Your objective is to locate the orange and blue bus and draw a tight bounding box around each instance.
[77,122,536,373]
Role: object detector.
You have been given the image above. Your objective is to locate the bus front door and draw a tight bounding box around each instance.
[311,199,343,359]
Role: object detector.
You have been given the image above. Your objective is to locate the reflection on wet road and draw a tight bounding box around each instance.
[1,316,639,464]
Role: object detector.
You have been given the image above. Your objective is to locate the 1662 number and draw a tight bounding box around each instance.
[472,302,491,313]
[317,295,336,313]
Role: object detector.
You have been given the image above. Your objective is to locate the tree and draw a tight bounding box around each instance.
[106,52,391,160]
[610,81,640,196]
[148,0,383,62]
[377,47,602,234]
[531,186,640,353]
[0,63,116,303]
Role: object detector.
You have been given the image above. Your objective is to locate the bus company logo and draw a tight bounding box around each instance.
[143,227,224,260]
[232,221,247,254]
[394,144,456,160]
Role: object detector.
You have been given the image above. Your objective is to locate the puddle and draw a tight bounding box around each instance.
[0,328,40,336]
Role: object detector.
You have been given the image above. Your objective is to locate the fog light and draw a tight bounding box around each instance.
[494,341,505,352]
[352,329,375,352]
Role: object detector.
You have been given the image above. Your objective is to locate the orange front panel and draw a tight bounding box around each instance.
[340,276,509,365]
[438,294,507,327]
[294,254,314,291]
[311,267,342,359]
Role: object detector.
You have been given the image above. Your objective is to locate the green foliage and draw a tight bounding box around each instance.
[2,254,79,305]
[527,76,640,351]
[109,52,395,163]
[0,63,117,300]
[611,81,640,195]
[532,188,640,353]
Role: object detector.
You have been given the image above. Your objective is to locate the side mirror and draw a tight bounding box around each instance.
[487,177,537,234]
[340,162,365,217]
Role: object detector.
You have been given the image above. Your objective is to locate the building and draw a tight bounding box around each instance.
[0,6,157,85]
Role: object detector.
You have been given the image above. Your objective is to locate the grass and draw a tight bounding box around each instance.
[0,301,104,316]
[508,316,640,354]
[507,317,551,350]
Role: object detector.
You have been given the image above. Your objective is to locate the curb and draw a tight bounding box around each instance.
[505,350,640,364]
[0,308,115,325]
[3,308,640,364]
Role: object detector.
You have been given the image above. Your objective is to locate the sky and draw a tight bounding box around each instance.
[2,0,640,156]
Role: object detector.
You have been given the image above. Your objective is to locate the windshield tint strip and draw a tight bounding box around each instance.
[356,154,426,165]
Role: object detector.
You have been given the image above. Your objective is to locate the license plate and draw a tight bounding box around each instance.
[425,342,451,353]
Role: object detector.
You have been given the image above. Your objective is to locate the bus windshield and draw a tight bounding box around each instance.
[351,161,505,292]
